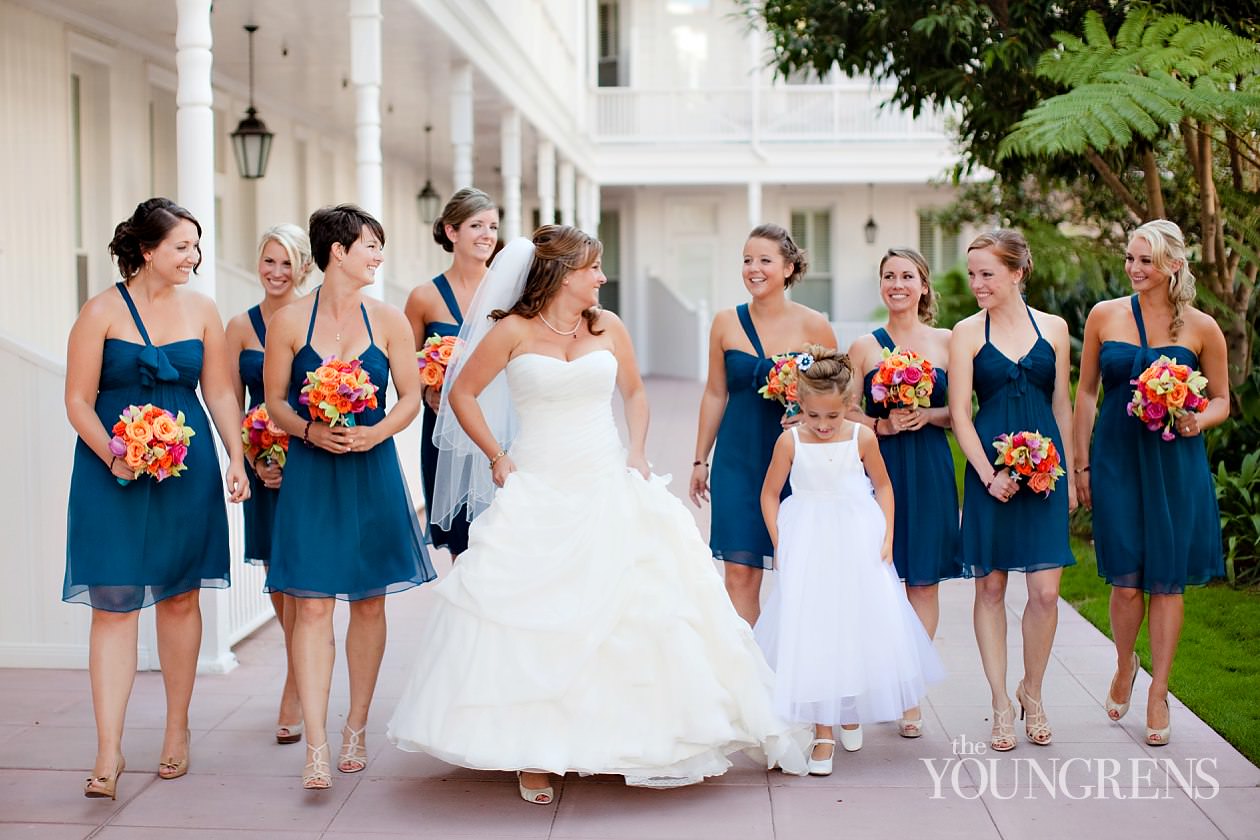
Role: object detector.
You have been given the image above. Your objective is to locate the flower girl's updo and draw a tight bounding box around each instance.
[796,344,857,401]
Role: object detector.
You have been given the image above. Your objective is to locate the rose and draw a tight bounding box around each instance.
[898,384,916,405]
[901,365,923,385]
[871,383,888,402]
[1167,382,1188,408]
[1028,472,1053,495]
[170,442,188,463]
[151,413,179,444]
[315,365,340,385]
[126,420,153,444]
[125,440,147,470]
[1145,402,1167,421]
[437,343,455,364]
[421,364,443,387]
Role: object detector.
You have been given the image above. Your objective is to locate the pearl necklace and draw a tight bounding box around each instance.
[538,311,582,339]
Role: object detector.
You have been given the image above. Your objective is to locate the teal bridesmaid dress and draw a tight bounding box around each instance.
[419,274,471,555]
[238,305,278,565]
[862,328,961,585]
[959,307,1074,577]
[1090,295,1222,593]
[266,288,436,599]
[64,283,230,611]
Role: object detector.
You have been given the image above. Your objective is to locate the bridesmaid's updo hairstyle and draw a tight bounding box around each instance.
[258,223,315,289]
[880,247,938,325]
[1130,219,1195,339]
[433,187,498,253]
[309,204,385,272]
[967,228,1034,289]
[795,344,856,400]
[748,223,808,288]
[492,224,605,336]
[109,197,202,279]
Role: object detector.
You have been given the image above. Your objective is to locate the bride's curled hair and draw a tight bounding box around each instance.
[492,224,605,336]
[796,344,855,399]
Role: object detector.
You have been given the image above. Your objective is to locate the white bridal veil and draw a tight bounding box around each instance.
[430,237,536,528]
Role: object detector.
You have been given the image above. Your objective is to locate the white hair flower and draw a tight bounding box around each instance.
[797,353,814,371]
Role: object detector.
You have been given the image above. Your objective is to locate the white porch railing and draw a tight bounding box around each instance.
[645,273,709,382]
[592,84,948,143]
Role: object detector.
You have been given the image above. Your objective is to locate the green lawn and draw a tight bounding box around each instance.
[947,437,1260,766]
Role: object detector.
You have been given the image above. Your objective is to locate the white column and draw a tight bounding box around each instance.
[536,139,556,227]
[747,181,762,229]
[175,0,215,299]
[500,108,522,241]
[450,61,474,189]
[577,176,600,236]
[350,0,384,298]
[558,159,576,227]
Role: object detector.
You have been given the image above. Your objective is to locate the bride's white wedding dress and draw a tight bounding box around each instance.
[387,349,808,785]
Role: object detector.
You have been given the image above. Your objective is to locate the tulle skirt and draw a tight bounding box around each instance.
[755,492,944,725]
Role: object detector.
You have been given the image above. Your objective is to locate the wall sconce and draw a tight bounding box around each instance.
[230,24,274,179]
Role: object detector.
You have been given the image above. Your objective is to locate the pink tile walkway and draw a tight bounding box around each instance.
[2,377,1256,838]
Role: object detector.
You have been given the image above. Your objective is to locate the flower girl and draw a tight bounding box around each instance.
[754,346,944,774]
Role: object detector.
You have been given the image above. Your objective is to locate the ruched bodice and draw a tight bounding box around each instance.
[505,350,624,476]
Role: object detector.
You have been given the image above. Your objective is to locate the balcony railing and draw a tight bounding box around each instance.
[592,85,948,144]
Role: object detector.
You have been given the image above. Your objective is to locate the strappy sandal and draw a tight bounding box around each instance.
[1105,652,1140,721]
[990,701,1016,752]
[303,742,332,790]
[84,755,125,800]
[1016,681,1053,746]
[338,725,367,774]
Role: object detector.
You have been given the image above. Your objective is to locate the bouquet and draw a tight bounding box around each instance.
[417,334,459,390]
[299,356,379,427]
[991,430,1065,498]
[757,352,803,417]
[870,346,936,408]
[108,403,195,483]
[1128,355,1209,441]
[241,405,289,468]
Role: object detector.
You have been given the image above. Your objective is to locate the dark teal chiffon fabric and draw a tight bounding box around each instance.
[64,283,229,611]
[1090,296,1222,593]
[959,309,1074,577]
[862,328,961,585]
[239,305,278,565]
[265,289,435,600]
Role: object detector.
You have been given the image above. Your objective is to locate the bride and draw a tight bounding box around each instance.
[387,225,807,803]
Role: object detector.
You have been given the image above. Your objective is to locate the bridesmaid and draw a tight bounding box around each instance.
[404,188,499,557]
[224,224,314,745]
[1073,219,1227,747]
[948,229,1076,752]
[264,205,435,790]
[689,223,836,624]
[848,248,960,737]
[64,198,249,799]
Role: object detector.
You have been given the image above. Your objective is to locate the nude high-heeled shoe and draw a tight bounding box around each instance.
[1146,697,1172,747]
[1105,652,1140,721]
[157,729,190,780]
[1016,681,1052,746]
[84,755,125,800]
[338,724,367,774]
[990,702,1016,752]
[517,771,554,804]
[303,742,332,790]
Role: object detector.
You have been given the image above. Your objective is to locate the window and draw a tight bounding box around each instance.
[789,210,832,318]
[597,0,622,87]
[597,211,620,314]
[918,211,960,275]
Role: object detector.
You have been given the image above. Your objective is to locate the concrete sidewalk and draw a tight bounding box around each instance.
[2,376,1256,839]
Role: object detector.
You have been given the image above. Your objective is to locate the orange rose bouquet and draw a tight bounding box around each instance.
[758,352,803,417]
[108,403,195,484]
[299,356,379,427]
[870,346,936,408]
[417,334,460,391]
[241,405,289,468]
[991,430,1065,498]
[1128,355,1209,442]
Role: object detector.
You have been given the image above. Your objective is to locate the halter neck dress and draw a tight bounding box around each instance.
[709,304,788,569]
[419,274,472,555]
[64,282,229,611]
[861,328,961,585]
[1089,296,1222,593]
[238,305,278,565]
[959,307,1074,577]
[265,288,435,600]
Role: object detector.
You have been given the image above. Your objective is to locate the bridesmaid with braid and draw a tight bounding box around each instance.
[848,248,960,738]
[224,224,314,745]
[1073,219,1227,747]
[690,224,836,625]
[404,188,499,559]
